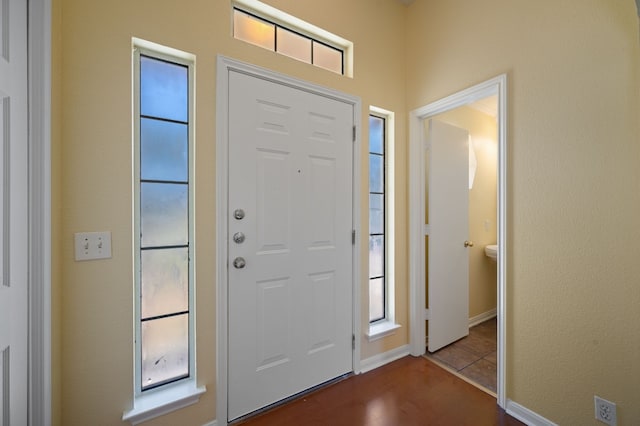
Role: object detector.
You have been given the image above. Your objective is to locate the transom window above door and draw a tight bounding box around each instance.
[232,0,354,76]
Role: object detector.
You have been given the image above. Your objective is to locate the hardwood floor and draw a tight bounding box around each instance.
[236,356,524,426]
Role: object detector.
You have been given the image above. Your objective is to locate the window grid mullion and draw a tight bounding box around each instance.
[141,310,190,323]
[369,114,386,323]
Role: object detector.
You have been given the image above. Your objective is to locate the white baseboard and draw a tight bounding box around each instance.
[469,308,497,327]
[202,420,217,426]
[506,399,557,426]
[359,344,411,374]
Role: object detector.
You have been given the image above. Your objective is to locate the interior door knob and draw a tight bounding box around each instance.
[233,257,246,269]
[464,240,474,247]
[233,232,245,244]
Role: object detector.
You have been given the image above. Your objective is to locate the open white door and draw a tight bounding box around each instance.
[0,0,29,423]
[427,119,470,353]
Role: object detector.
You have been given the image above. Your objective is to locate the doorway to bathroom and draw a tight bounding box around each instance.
[408,75,507,407]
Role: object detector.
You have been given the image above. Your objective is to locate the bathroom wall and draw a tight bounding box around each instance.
[433,105,498,320]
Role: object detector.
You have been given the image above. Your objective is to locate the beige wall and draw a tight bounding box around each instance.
[53,0,408,424]
[407,0,640,424]
[53,0,640,425]
[433,106,498,319]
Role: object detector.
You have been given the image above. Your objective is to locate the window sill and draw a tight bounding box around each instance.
[122,380,206,425]
[366,321,401,342]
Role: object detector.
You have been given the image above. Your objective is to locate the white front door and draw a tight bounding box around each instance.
[0,0,29,423]
[227,71,354,421]
[427,119,470,352]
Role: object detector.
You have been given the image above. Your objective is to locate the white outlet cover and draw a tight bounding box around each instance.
[74,231,112,261]
[594,395,617,426]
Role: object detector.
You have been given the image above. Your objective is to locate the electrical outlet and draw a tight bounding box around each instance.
[74,231,112,261]
[594,395,617,426]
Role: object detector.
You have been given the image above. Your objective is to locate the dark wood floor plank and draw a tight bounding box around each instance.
[237,356,524,426]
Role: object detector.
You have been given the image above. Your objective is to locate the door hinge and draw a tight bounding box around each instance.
[353,125,356,142]
[352,334,355,349]
[352,229,356,245]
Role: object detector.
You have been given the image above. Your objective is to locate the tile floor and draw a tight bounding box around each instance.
[425,317,497,392]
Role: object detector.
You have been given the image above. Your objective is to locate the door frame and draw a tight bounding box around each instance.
[408,74,507,407]
[27,0,52,424]
[215,56,362,424]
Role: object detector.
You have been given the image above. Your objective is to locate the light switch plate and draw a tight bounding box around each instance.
[74,231,112,261]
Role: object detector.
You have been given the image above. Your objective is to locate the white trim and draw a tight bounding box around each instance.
[216,55,361,424]
[359,345,410,374]
[408,74,508,408]
[28,0,52,424]
[365,321,401,342]
[202,421,218,426]
[232,0,354,77]
[506,399,558,426]
[367,106,396,337]
[122,380,206,425]
[126,42,203,423]
[468,309,497,328]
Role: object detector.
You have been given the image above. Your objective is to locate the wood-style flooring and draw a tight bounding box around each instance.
[237,355,524,426]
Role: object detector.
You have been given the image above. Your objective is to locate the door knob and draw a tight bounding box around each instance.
[233,257,246,269]
[233,232,246,244]
[464,240,474,247]
[233,209,245,220]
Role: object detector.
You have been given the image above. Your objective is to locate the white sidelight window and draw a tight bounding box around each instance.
[125,40,204,425]
[367,107,400,341]
[368,114,386,323]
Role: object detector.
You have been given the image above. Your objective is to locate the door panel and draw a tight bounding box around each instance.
[228,71,353,421]
[427,119,470,353]
[0,0,28,423]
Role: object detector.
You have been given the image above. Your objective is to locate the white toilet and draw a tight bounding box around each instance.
[484,244,498,262]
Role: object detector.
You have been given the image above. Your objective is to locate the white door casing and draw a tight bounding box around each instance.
[0,0,29,423]
[408,75,507,407]
[426,120,470,353]
[227,70,354,421]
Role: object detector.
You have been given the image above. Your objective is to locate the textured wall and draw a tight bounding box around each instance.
[406,0,640,423]
[54,0,407,424]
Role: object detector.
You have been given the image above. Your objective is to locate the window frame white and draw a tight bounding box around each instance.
[232,0,354,77]
[366,106,400,341]
[124,39,204,425]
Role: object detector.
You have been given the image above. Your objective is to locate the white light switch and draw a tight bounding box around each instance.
[74,231,112,261]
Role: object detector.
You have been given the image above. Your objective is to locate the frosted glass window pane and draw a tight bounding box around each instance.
[312,41,342,74]
[369,235,384,278]
[369,194,384,235]
[369,155,383,193]
[140,56,188,122]
[234,9,275,51]
[276,27,311,63]
[141,248,188,319]
[141,183,188,247]
[369,116,384,154]
[141,118,188,182]
[141,314,189,389]
[369,278,384,322]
